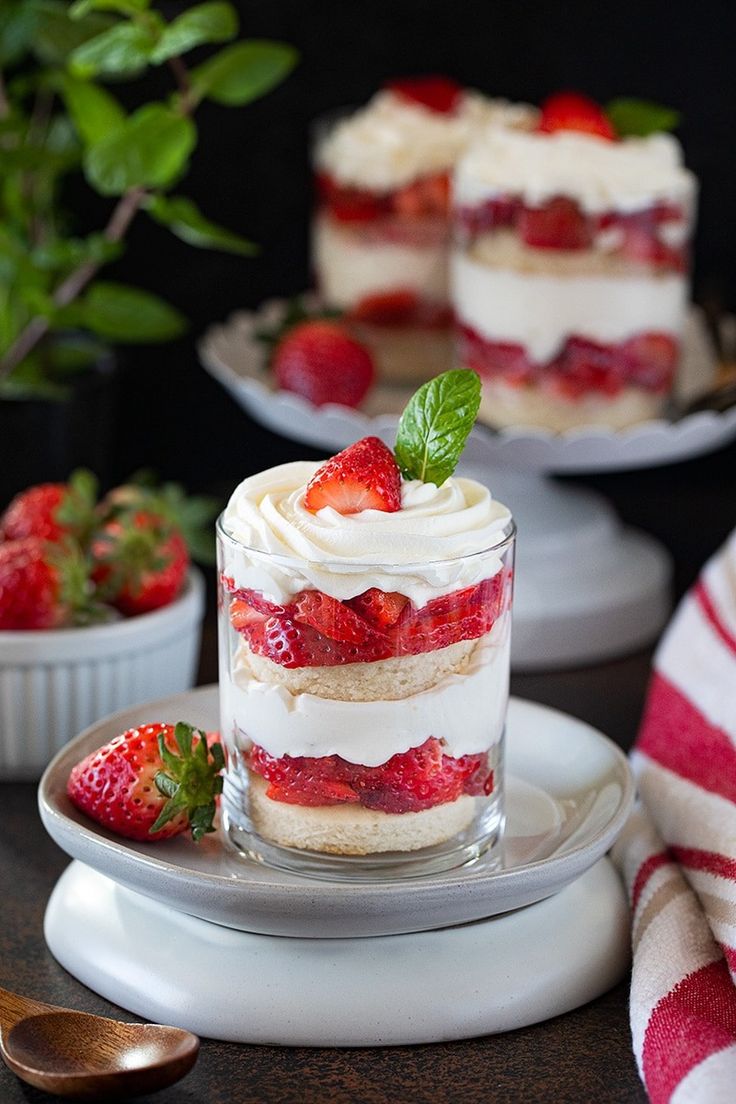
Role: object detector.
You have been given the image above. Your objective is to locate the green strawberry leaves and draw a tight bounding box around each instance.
[394,368,481,486]
[152,722,225,842]
[606,98,680,138]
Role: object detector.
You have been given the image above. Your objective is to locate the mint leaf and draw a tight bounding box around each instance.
[75,281,187,341]
[69,21,156,78]
[150,1,238,64]
[83,103,196,196]
[606,98,680,138]
[191,40,297,106]
[61,75,126,146]
[146,194,256,256]
[394,369,481,486]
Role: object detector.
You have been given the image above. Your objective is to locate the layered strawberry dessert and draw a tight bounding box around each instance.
[218,372,514,872]
[313,77,535,385]
[452,93,697,430]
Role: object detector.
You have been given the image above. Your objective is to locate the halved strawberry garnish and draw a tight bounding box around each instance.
[386,76,462,114]
[538,92,616,140]
[304,437,402,515]
[519,196,592,251]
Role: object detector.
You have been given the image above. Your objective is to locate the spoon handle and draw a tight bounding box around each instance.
[0,986,53,1034]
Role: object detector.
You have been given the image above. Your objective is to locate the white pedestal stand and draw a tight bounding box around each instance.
[45,858,629,1046]
[459,464,671,670]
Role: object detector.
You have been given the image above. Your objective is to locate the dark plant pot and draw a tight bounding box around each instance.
[0,354,118,506]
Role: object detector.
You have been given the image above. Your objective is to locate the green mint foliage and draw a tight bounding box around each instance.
[61,75,126,145]
[606,98,680,138]
[191,40,298,106]
[394,369,481,486]
[72,281,187,342]
[70,0,151,18]
[150,1,238,64]
[0,0,297,396]
[83,103,197,195]
[146,194,256,256]
[69,21,157,78]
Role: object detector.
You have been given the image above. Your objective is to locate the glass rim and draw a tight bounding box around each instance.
[216,512,515,574]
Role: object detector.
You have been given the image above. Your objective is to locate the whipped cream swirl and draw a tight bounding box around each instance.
[316,90,536,192]
[220,461,512,606]
[456,128,697,214]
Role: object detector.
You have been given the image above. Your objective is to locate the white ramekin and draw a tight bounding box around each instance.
[0,568,206,780]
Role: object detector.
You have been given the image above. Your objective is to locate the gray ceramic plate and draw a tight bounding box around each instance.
[39,686,634,938]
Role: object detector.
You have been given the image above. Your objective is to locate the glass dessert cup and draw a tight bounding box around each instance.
[452,168,696,430]
[217,519,515,881]
[312,112,455,387]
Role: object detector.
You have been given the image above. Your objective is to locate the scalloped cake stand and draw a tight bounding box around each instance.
[200,301,733,669]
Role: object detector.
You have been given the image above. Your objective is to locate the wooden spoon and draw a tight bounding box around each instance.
[0,985,199,1099]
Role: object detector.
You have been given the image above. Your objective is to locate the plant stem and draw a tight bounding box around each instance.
[0,186,146,380]
[0,70,8,119]
[0,44,197,383]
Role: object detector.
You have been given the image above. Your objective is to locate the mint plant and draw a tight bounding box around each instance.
[0,0,297,396]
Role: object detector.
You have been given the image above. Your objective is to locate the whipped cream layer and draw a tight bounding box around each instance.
[455,128,697,215]
[314,214,449,308]
[226,624,509,766]
[453,250,687,362]
[221,461,512,606]
[316,91,536,192]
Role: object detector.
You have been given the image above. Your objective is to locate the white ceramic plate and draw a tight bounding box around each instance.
[199,298,734,474]
[39,686,634,938]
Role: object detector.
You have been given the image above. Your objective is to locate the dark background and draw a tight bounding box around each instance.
[65,0,736,590]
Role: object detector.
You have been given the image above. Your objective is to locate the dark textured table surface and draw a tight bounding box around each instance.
[6,430,736,1104]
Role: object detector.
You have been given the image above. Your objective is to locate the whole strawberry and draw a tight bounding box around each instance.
[67,722,224,842]
[0,537,96,630]
[1,470,98,545]
[272,320,375,408]
[91,511,189,616]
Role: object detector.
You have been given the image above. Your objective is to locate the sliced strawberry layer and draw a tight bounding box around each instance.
[248,737,491,813]
[538,92,616,140]
[349,290,453,329]
[317,170,451,225]
[224,572,508,668]
[456,194,688,269]
[458,323,678,398]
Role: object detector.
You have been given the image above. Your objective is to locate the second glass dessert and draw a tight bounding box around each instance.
[453,93,697,430]
[312,78,535,386]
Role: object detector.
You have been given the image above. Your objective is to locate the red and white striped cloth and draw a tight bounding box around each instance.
[611,530,736,1103]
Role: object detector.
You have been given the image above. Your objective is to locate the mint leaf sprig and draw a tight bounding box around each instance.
[394,368,481,486]
[606,98,680,138]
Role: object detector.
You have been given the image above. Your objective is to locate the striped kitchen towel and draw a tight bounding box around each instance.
[611,529,736,1103]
